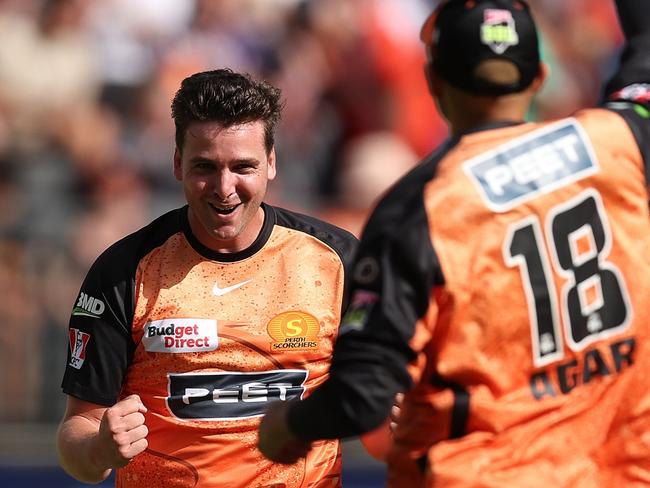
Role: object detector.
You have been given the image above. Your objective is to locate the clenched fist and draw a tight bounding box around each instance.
[97,394,149,468]
[258,401,312,464]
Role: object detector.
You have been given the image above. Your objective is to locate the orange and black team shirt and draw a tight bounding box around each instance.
[287,89,650,485]
[61,203,357,488]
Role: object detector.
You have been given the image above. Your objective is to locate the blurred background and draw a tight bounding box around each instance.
[0,0,622,486]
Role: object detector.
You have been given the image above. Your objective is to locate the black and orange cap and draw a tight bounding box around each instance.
[421,0,541,95]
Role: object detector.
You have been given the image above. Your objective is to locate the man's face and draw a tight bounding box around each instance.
[174,120,276,253]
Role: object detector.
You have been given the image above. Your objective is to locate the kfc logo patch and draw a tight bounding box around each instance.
[69,328,91,369]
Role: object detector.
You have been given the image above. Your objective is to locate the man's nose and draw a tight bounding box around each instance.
[214,170,236,200]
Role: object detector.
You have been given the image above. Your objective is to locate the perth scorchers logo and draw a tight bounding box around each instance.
[267,311,320,352]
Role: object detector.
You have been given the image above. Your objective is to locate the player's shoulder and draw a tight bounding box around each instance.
[269,204,358,258]
[598,82,650,133]
[575,84,650,168]
[362,143,452,244]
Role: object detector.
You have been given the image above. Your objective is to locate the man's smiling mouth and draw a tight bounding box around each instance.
[209,202,240,215]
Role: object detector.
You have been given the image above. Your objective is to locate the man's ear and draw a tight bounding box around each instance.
[423,63,444,99]
[423,63,436,99]
[530,62,550,94]
[267,147,277,181]
[173,147,182,181]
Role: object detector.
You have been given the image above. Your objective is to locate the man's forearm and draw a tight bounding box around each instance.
[287,369,402,441]
[603,0,650,97]
[615,0,650,39]
[57,416,112,484]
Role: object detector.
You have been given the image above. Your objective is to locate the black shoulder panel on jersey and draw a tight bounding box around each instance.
[272,205,358,265]
[61,207,185,406]
[91,207,187,333]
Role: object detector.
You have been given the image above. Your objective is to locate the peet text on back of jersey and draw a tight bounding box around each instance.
[464,120,598,212]
[166,370,308,420]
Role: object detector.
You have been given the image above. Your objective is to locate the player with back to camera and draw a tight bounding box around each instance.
[258,0,650,486]
[55,68,396,487]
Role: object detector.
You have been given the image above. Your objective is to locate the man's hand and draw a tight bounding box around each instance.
[258,401,312,464]
[360,392,404,461]
[94,394,149,469]
[390,392,404,433]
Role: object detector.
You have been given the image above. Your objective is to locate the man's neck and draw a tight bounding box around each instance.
[444,88,533,136]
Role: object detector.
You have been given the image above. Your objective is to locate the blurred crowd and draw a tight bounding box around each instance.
[0,0,622,423]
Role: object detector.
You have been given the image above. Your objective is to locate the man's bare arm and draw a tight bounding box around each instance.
[57,394,148,484]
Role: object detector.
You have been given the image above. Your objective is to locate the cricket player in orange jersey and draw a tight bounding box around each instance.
[56,68,380,487]
[259,0,650,486]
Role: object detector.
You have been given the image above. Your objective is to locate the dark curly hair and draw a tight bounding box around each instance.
[171,69,283,154]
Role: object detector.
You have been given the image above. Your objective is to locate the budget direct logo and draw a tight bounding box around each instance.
[267,311,320,352]
[142,318,218,353]
[72,292,105,319]
[69,328,90,369]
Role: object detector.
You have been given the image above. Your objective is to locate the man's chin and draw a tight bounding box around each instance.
[210,228,238,243]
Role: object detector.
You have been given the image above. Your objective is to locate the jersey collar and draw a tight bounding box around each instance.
[181,202,276,262]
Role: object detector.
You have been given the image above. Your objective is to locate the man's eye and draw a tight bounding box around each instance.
[236,164,256,173]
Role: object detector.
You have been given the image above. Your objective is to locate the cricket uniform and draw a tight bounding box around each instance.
[288,94,650,486]
[62,203,357,487]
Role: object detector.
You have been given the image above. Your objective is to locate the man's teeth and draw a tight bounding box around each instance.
[211,203,237,213]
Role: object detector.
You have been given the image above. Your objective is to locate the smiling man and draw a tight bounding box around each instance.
[56,69,359,487]
[175,117,275,253]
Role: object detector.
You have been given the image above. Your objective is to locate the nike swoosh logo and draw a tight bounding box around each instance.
[212,279,252,297]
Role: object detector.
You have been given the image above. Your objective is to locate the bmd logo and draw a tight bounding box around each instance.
[72,292,105,319]
[166,370,308,420]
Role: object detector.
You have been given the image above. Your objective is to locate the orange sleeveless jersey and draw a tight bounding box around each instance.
[389,110,650,486]
[62,204,357,487]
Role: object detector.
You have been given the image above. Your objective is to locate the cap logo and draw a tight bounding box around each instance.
[481,9,519,54]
